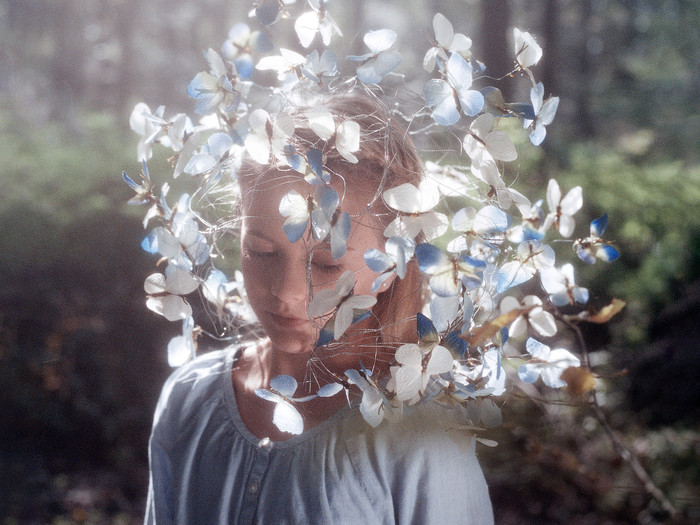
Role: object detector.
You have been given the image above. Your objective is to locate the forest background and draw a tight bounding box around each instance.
[1,0,699,523]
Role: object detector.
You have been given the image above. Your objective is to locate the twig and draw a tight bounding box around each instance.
[562,316,679,518]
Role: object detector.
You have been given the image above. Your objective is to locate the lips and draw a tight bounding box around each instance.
[267,312,311,330]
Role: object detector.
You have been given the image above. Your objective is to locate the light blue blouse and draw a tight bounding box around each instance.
[145,348,494,524]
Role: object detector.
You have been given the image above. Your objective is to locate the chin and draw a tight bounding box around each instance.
[260,315,318,354]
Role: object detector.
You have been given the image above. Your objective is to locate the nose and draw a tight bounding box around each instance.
[268,258,309,309]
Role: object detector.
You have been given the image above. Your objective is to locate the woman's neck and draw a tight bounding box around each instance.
[232,339,350,441]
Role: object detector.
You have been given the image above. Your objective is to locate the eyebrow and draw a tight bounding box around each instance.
[243,229,273,241]
[241,231,278,249]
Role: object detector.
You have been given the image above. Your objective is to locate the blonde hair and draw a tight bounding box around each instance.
[318,92,426,346]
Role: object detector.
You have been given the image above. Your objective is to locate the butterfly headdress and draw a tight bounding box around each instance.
[125,1,620,436]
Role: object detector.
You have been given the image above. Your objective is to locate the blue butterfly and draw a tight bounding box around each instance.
[364,236,416,292]
[574,214,619,264]
[310,187,351,259]
[122,160,153,205]
[416,242,486,297]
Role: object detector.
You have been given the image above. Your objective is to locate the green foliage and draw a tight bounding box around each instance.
[0,106,133,223]
[553,143,700,345]
[0,106,175,521]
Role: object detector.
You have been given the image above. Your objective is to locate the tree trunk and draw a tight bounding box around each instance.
[478,0,512,98]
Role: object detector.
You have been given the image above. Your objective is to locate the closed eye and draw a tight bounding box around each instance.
[244,248,276,259]
[312,260,343,274]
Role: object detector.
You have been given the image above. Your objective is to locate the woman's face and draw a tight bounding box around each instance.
[240,171,388,355]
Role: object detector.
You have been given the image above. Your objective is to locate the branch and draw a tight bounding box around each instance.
[562,316,679,518]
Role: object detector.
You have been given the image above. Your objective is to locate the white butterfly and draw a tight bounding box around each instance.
[463,113,518,164]
[167,316,197,367]
[542,179,582,238]
[429,293,466,333]
[382,180,448,240]
[294,0,342,48]
[470,159,532,214]
[142,206,210,269]
[525,82,559,146]
[305,109,360,163]
[496,240,555,293]
[447,204,510,256]
[301,49,339,86]
[244,109,295,164]
[307,271,377,340]
[499,295,557,338]
[221,23,273,79]
[255,375,316,435]
[186,49,243,115]
[540,263,589,306]
[454,347,505,398]
[130,104,191,161]
[388,343,454,404]
[423,12,472,72]
[513,28,543,70]
[480,348,506,396]
[278,189,316,243]
[255,48,306,91]
[518,338,581,389]
[348,29,402,84]
[144,269,200,322]
[423,52,484,126]
[183,132,234,187]
[345,368,395,427]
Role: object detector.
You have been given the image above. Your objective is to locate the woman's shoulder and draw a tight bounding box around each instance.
[337,403,494,524]
[348,403,478,459]
[151,347,239,434]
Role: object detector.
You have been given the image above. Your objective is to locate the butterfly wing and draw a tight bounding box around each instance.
[273,401,304,435]
[424,79,460,126]
[270,374,299,397]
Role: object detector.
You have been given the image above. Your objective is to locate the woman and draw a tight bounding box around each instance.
[145,93,494,524]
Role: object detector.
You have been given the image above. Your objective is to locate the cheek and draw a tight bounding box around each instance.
[351,265,383,297]
[240,255,270,298]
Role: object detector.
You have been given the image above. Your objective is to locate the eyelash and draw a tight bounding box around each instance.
[245,248,342,274]
[312,260,343,274]
[244,248,276,259]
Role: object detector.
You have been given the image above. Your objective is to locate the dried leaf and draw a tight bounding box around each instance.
[561,366,596,396]
[462,306,534,347]
[569,298,626,324]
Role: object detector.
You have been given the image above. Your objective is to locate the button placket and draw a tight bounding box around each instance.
[238,441,274,523]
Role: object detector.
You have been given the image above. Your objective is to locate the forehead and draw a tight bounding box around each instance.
[240,168,387,250]
[240,166,380,216]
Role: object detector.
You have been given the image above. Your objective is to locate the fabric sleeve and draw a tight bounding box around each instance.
[144,431,175,525]
[142,349,234,524]
[144,371,180,525]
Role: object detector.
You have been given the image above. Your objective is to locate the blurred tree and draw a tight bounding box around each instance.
[479,0,513,98]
